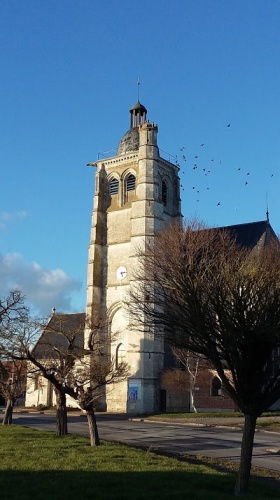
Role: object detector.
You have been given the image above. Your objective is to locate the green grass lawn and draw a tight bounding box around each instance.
[0,426,279,499]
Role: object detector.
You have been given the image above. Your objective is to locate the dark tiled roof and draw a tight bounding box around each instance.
[217,220,278,250]
[33,312,85,358]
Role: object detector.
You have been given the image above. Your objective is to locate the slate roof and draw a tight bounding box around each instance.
[217,220,278,250]
[32,312,85,358]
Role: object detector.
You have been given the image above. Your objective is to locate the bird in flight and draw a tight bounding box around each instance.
[180,146,185,151]
[227,124,231,127]
[200,143,205,146]
[217,202,221,206]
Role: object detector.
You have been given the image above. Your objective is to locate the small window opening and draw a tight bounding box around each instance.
[110,177,119,195]
[211,376,222,396]
[126,174,136,192]
[162,180,167,205]
[116,343,126,368]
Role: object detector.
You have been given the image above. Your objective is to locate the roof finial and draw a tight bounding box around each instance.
[266,193,269,222]
[137,78,140,102]
[52,307,56,315]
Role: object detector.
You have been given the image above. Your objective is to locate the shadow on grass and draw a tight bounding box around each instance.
[1,470,279,500]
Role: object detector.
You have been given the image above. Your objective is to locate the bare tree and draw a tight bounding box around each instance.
[26,313,129,444]
[0,306,129,442]
[0,360,26,424]
[65,336,129,446]
[25,312,85,437]
[130,220,280,496]
[0,291,28,322]
[171,347,207,412]
[0,291,29,424]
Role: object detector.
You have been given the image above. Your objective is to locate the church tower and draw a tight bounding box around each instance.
[86,101,181,413]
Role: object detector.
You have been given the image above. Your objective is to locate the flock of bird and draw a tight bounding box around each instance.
[176,123,274,209]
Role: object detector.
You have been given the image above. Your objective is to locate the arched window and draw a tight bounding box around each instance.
[109,177,119,195]
[126,174,136,192]
[162,180,167,205]
[116,343,126,368]
[211,376,222,396]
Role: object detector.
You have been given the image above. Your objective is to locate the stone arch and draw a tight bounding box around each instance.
[122,169,137,204]
[107,173,121,207]
[109,177,119,195]
[108,303,129,360]
[162,179,168,205]
[160,175,172,209]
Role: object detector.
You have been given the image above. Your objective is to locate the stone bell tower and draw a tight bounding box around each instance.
[86,101,181,414]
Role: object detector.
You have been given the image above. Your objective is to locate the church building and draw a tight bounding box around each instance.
[25,100,280,415]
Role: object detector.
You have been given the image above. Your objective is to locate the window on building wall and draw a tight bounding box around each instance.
[162,180,167,205]
[116,343,126,368]
[109,177,119,195]
[34,374,40,390]
[126,174,136,192]
[211,376,222,396]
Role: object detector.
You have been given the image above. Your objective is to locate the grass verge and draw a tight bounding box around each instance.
[0,425,279,499]
[144,411,280,420]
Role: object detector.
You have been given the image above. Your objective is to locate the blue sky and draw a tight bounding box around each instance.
[1,0,280,315]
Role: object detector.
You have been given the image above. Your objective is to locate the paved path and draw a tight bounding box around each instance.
[12,412,280,473]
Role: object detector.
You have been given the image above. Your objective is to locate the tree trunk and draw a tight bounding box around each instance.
[55,390,68,436]
[190,389,197,413]
[2,398,15,425]
[86,408,100,446]
[235,413,257,496]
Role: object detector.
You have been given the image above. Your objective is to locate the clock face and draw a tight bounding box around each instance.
[116,266,127,281]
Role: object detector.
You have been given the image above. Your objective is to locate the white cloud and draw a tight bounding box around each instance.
[0,252,82,316]
[0,211,29,231]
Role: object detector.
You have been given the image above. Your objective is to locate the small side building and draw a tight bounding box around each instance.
[25,312,85,408]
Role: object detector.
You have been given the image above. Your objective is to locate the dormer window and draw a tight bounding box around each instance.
[110,177,119,195]
[162,180,167,206]
[126,174,136,192]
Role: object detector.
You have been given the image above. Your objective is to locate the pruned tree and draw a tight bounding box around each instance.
[129,220,280,496]
[0,307,129,442]
[0,359,26,424]
[25,312,86,437]
[24,312,129,444]
[65,330,129,446]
